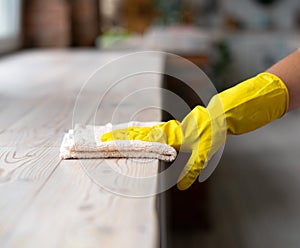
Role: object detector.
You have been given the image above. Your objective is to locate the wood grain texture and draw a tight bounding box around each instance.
[0,50,164,248]
[2,160,158,248]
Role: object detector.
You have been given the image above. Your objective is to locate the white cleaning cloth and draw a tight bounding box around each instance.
[60,122,177,162]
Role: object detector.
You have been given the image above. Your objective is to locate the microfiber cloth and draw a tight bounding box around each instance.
[60,122,177,162]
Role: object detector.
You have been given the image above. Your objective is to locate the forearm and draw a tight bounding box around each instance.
[267,48,300,111]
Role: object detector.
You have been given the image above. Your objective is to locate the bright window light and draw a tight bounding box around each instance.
[0,0,21,39]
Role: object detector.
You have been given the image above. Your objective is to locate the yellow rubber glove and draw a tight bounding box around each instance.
[101,72,289,190]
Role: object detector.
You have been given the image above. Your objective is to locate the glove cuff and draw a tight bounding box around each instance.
[258,72,289,114]
[219,72,289,135]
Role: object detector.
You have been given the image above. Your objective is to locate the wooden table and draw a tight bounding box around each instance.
[0,50,165,248]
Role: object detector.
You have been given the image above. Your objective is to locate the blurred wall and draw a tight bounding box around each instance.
[184,0,300,30]
[220,0,300,31]
[100,0,156,33]
[22,0,100,48]
[71,0,100,46]
[119,0,156,33]
[215,0,300,84]
[23,0,70,47]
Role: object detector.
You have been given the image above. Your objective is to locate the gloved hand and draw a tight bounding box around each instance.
[102,72,289,190]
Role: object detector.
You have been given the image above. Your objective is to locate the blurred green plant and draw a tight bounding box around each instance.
[99,28,131,48]
[153,0,182,25]
[212,40,232,91]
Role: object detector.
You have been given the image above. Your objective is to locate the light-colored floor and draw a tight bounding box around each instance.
[171,109,300,248]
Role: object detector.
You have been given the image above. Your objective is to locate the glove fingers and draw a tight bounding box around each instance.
[101,127,164,142]
[177,151,205,190]
[101,129,127,141]
[101,128,130,141]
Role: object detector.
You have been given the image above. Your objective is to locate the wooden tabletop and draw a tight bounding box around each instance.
[0,50,165,248]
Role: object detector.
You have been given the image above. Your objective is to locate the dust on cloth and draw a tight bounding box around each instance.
[60,122,177,162]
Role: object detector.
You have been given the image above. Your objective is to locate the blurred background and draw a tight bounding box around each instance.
[1,0,300,247]
[1,0,300,86]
